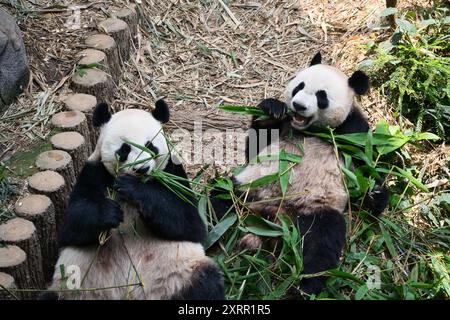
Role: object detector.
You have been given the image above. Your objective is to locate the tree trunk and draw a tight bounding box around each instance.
[50,131,88,176]
[28,171,67,230]
[0,245,40,299]
[14,195,57,283]
[51,111,93,154]
[70,69,115,105]
[84,34,122,83]
[35,150,77,190]
[0,218,44,293]
[0,272,18,300]
[98,18,131,64]
[62,94,98,147]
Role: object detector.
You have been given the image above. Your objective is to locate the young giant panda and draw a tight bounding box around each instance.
[213,53,389,295]
[47,101,224,300]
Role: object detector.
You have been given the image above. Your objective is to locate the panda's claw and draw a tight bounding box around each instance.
[257,98,288,119]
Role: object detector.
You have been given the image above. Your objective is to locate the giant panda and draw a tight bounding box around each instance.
[47,100,224,300]
[212,52,390,296]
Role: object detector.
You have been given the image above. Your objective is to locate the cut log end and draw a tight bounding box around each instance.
[70,69,114,102]
[63,93,97,113]
[98,18,131,64]
[51,111,86,129]
[51,131,85,151]
[28,170,65,194]
[0,245,26,269]
[98,17,128,34]
[78,48,107,67]
[72,69,109,87]
[85,34,115,51]
[0,272,15,289]
[0,272,16,299]
[15,194,52,218]
[35,150,72,172]
[0,218,36,243]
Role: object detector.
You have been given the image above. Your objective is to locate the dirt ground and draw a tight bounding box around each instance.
[0,0,447,210]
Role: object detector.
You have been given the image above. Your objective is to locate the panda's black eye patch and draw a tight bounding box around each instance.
[116,143,131,162]
[145,141,159,155]
[292,82,305,97]
[316,90,329,109]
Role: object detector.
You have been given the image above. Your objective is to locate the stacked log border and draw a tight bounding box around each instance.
[0,5,140,300]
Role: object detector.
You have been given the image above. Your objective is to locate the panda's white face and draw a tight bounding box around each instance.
[93,109,170,176]
[284,64,355,130]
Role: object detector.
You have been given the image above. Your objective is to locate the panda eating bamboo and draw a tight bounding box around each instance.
[212,52,390,296]
[45,100,224,300]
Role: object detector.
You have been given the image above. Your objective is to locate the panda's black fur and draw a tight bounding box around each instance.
[212,53,390,296]
[46,101,224,300]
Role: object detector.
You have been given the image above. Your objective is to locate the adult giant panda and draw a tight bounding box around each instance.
[212,52,389,296]
[47,101,224,300]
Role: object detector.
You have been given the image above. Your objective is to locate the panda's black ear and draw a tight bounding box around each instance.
[153,99,170,123]
[92,102,111,127]
[348,71,370,95]
[310,52,322,66]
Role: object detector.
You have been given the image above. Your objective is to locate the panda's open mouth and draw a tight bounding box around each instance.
[292,113,313,128]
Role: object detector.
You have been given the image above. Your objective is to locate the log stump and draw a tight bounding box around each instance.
[98,18,131,63]
[113,6,139,46]
[15,195,57,282]
[70,69,115,105]
[51,132,88,175]
[0,218,44,291]
[51,111,93,153]
[84,34,121,83]
[0,272,18,300]
[0,245,40,299]
[77,48,110,76]
[35,150,76,189]
[28,171,67,230]
[63,94,98,146]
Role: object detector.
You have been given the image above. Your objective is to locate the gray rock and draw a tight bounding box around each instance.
[0,8,29,111]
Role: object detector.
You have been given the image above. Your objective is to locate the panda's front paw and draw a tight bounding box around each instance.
[257,98,288,119]
[365,184,390,216]
[114,174,144,203]
[99,199,123,229]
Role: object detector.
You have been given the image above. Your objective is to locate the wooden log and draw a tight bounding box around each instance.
[113,6,139,46]
[0,245,40,299]
[77,48,111,76]
[0,218,44,291]
[70,68,115,105]
[0,272,18,300]
[84,34,122,83]
[28,171,67,230]
[98,18,131,63]
[14,195,57,283]
[51,111,93,153]
[63,94,98,145]
[35,150,77,190]
[51,132,88,176]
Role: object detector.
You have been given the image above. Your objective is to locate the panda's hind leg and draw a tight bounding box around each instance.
[294,207,346,296]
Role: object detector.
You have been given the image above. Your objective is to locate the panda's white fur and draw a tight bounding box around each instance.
[236,62,354,214]
[49,211,210,299]
[48,105,222,300]
[235,135,347,215]
[215,53,389,295]
[285,64,355,130]
[89,109,170,175]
